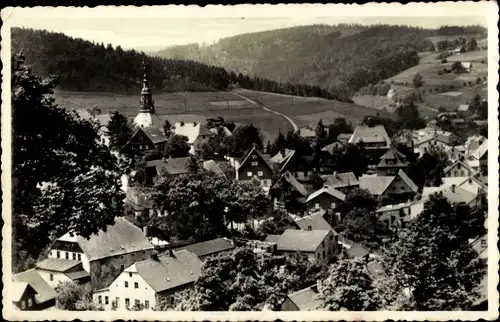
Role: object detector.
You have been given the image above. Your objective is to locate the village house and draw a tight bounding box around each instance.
[413,130,454,153]
[460,61,472,73]
[275,229,337,263]
[12,269,57,311]
[35,258,90,289]
[192,124,216,156]
[470,138,488,174]
[444,145,466,162]
[358,170,418,200]
[44,217,155,291]
[234,144,274,192]
[12,282,38,311]
[296,126,320,142]
[348,124,391,150]
[294,210,339,254]
[269,148,314,180]
[304,185,346,213]
[171,237,235,260]
[376,146,409,176]
[375,202,413,230]
[321,141,344,155]
[172,121,202,155]
[144,157,191,185]
[443,160,475,178]
[280,284,320,311]
[320,171,359,194]
[92,250,203,310]
[422,184,482,208]
[270,171,311,207]
[457,103,471,115]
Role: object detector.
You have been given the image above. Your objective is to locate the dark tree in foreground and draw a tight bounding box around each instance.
[107,111,133,151]
[378,195,486,310]
[164,134,190,158]
[12,53,125,272]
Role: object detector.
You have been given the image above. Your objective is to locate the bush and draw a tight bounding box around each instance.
[441,58,448,63]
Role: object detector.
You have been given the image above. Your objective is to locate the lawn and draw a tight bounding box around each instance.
[352,95,397,113]
[235,89,389,128]
[54,90,290,141]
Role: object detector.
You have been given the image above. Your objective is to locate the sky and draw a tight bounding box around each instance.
[2,3,492,52]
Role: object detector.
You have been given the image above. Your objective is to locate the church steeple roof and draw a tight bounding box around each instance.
[140,61,154,112]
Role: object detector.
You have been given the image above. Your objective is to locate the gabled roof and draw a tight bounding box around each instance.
[146,157,191,176]
[173,122,201,144]
[321,172,359,189]
[141,127,168,144]
[415,131,453,146]
[471,139,488,160]
[358,175,396,196]
[458,176,487,194]
[337,133,353,144]
[274,171,310,197]
[237,146,273,171]
[457,104,470,112]
[58,217,154,262]
[294,211,338,236]
[296,126,316,138]
[348,124,391,147]
[131,250,203,293]
[36,258,81,272]
[439,185,478,204]
[376,201,413,213]
[421,176,470,197]
[11,281,34,302]
[203,160,226,176]
[65,270,91,281]
[377,147,408,168]
[172,238,235,258]
[276,229,331,252]
[321,142,344,155]
[94,113,112,127]
[443,160,473,175]
[306,186,346,203]
[13,269,56,304]
[286,285,320,310]
[397,170,418,192]
[270,148,295,165]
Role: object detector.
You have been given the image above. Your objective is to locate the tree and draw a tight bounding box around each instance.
[310,172,325,190]
[378,194,487,310]
[412,73,424,88]
[188,155,200,174]
[395,95,425,130]
[270,130,287,156]
[12,53,125,272]
[316,258,381,311]
[315,119,326,139]
[257,209,296,236]
[336,208,390,250]
[163,119,172,137]
[106,111,133,151]
[451,61,464,74]
[55,281,103,311]
[342,188,378,213]
[466,37,478,51]
[164,134,190,158]
[230,124,264,156]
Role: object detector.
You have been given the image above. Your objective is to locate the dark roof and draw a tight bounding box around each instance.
[58,217,154,261]
[203,160,226,176]
[274,171,310,197]
[294,211,338,235]
[36,258,81,272]
[142,127,168,144]
[265,234,281,243]
[133,250,203,293]
[198,125,215,137]
[286,285,320,310]
[172,238,235,258]
[377,147,408,168]
[321,172,359,189]
[146,157,191,176]
[237,146,273,171]
[11,282,34,302]
[321,142,344,154]
[65,270,91,280]
[277,229,330,252]
[13,269,57,304]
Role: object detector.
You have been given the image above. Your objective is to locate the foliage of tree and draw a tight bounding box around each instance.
[163,119,172,137]
[256,209,297,236]
[451,61,465,74]
[227,124,264,156]
[164,134,190,158]
[12,53,125,272]
[155,24,441,98]
[323,144,369,178]
[469,94,487,120]
[395,94,426,130]
[412,73,424,88]
[268,175,307,214]
[150,172,270,242]
[378,195,487,310]
[174,248,328,311]
[407,145,448,188]
[466,37,478,51]
[316,258,382,311]
[55,281,103,311]
[342,188,379,213]
[107,111,133,151]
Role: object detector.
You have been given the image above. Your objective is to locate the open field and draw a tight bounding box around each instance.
[352,95,397,113]
[234,89,390,128]
[54,90,291,141]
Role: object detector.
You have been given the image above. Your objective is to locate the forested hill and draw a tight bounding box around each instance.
[154,24,487,98]
[11,28,233,93]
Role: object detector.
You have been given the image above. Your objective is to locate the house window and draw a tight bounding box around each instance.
[129,273,132,278]
[134,282,139,289]
[115,297,120,308]
[125,298,130,307]
[330,202,336,209]
[27,298,33,307]
[145,300,150,309]
[170,296,175,305]
[251,161,258,166]
[125,281,129,288]
[72,253,76,260]
[50,274,54,281]
[105,296,109,305]
[56,251,60,258]
[21,301,26,309]
[120,265,124,271]
[65,252,69,260]
[323,250,326,257]
[461,170,465,176]
[77,254,81,261]
[98,296,102,304]
[481,240,487,247]
[247,171,252,177]
[135,300,140,307]
[258,171,263,177]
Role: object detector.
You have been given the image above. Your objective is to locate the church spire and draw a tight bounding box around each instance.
[140,60,154,112]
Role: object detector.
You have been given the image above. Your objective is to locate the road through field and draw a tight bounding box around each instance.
[231,91,298,132]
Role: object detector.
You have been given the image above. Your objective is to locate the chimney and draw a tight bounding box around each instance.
[151,250,159,261]
[193,121,197,126]
[451,184,456,193]
[252,142,258,149]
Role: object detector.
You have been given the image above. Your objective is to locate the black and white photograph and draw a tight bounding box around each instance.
[1,2,498,320]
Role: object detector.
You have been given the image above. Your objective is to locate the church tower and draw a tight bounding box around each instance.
[133,61,164,132]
